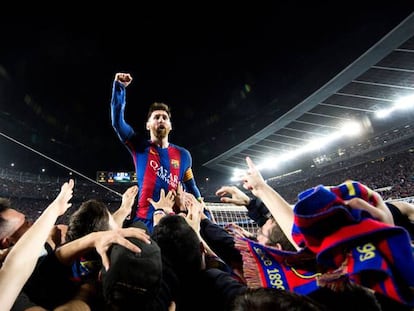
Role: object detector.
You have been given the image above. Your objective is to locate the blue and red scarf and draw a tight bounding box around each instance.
[235,237,320,294]
[236,180,414,306]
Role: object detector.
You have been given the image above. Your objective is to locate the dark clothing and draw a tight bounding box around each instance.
[200,218,243,268]
[374,292,414,311]
[10,291,38,311]
[19,253,77,310]
[11,242,55,310]
[246,197,271,227]
[175,268,246,311]
[386,202,414,240]
[202,268,247,308]
[155,258,180,311]
[17,250,101,310]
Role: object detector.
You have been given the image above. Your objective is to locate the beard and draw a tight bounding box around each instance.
[155,126,168,139]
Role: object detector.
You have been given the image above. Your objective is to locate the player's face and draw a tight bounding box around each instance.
[147,110,172,139]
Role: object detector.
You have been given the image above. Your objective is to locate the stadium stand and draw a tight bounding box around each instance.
[1,145,413,230]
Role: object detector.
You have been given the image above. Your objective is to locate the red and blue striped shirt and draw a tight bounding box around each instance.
[111,81,201,230]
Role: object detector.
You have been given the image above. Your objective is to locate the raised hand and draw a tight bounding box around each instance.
[241,157,266,196]
[112,185,139,226]
[53,179,74,216]
[147,188,175,214]
[122,185,138,210]
[184,194,203,233]
[95,227,150,271]
[115,72,133,88]
[216,185,250,206]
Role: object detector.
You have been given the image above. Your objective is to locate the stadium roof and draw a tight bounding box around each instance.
[203,12,414,177]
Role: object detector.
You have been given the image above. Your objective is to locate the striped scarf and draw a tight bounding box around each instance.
[237,180,414,306]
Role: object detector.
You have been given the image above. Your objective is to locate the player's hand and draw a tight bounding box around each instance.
[115,72,133,87]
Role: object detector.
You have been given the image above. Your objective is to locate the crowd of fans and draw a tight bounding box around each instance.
[1,146,414,310]
[269,147,414,204]
[1,147,414,222]
[0,171,124,223]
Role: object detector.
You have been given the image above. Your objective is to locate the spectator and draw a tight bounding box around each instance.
[0,179,74,311]
[100,221,165,311]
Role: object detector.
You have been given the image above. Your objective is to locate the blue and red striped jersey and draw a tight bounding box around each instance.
[111,81,201,230]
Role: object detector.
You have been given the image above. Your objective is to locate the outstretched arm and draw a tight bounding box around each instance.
[112,185,139,227]
[111,72,135,142]
[388,200,414,222]
[241,157,300,250]
[0,179,74,310]
[55,227,150,271]
[216,185,269,226]
[184,194,218,259]
[216,185,251,206]
[346,197,394,225]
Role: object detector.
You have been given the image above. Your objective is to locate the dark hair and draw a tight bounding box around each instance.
[102,222,162,311]
[0,198,12,237]
[152,215,202,279]
[147,102,171,120]
[104,290,156,311]
[267,217,297,251]
[231,287,326,311]
[0,198,12,222]
[308,279,382,311]
[66,199,110,242]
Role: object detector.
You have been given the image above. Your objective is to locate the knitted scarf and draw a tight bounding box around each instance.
[236,180,414,306]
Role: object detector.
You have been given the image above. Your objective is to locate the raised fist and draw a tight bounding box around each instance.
[115,72,133,87]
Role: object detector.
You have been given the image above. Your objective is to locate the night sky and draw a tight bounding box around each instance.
[0,3,413,190]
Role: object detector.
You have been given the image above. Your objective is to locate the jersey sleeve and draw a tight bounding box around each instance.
[111,80,135,143]
[183,168,202,199]
[181,149,202,199]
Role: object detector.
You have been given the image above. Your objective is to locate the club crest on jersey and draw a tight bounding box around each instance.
[171,159,179,169]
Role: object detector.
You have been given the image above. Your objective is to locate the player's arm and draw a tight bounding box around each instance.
[110,72,135,142]
[180,149,202,200]
[183,167,202,200]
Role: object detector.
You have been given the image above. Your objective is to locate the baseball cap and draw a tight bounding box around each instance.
[101,221,162,307]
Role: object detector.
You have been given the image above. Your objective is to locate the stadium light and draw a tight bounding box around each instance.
[340,121,362,137]
[395,94,414,110]
[375,94,414,119]
[230,93,413,181]
[231,94,414,182]
[231,119,365,181]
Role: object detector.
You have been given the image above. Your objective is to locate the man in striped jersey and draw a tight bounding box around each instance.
[110,72,202,232]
